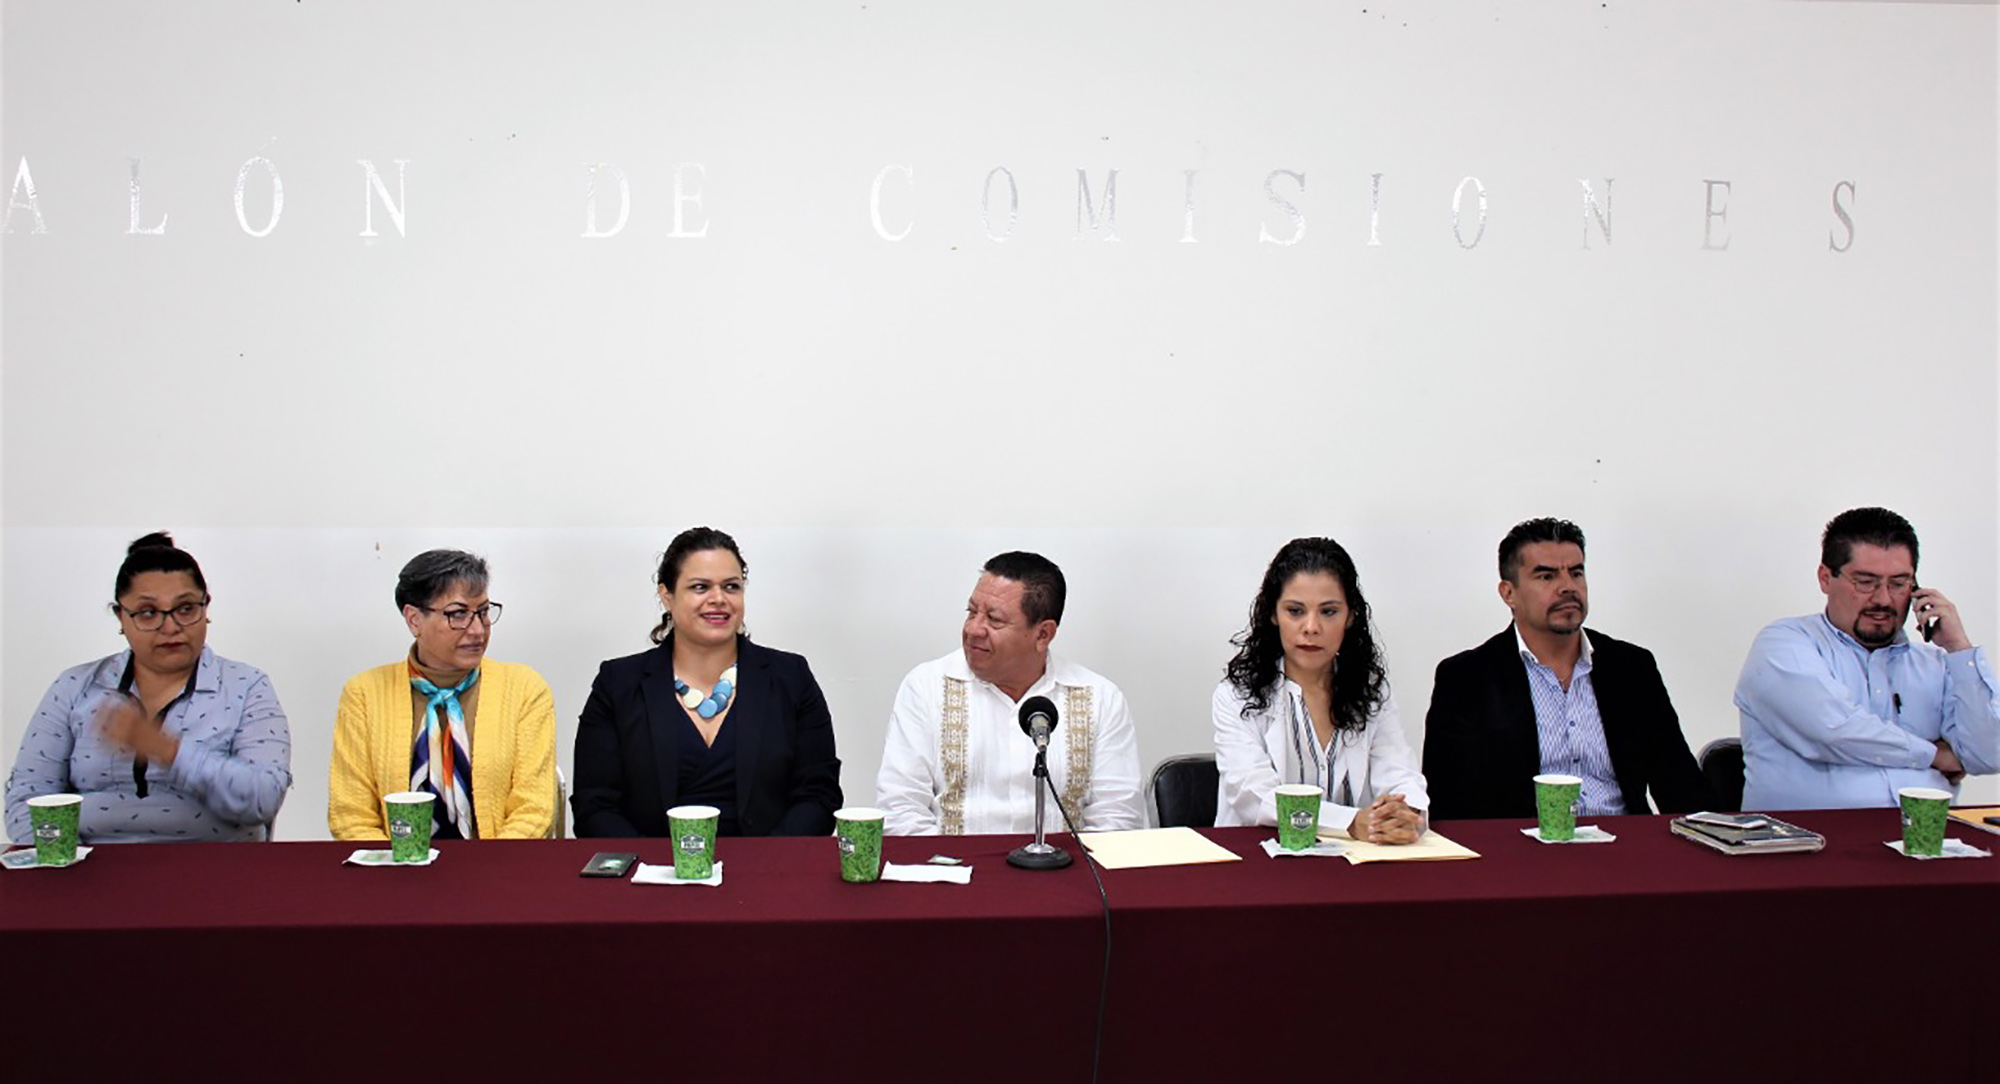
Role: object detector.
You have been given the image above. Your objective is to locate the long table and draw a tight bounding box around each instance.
[5,808,1995,1081]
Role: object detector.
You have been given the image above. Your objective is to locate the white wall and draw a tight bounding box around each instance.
[3,0,1996,838]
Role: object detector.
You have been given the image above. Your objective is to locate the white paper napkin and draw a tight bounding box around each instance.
[632,860,724,885]
[1522,825,1617,844]
[881,861,973,884]
[1883,839,1991,860]
[1,845,94,870]
[1258,838,1347,858]
[343,848,440,866]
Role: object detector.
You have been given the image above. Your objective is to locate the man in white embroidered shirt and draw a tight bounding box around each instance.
[876,551,1145,835]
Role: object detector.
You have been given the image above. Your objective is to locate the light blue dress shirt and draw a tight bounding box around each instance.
[1734,614,2000,810]
[1517,627,1624,816]
[5,646,293,843]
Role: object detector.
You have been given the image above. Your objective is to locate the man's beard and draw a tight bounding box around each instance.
[1852,606,1904,647]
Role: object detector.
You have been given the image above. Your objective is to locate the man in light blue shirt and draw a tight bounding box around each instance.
[1734,507,2000,810]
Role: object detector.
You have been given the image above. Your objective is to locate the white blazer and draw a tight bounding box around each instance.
[1212,677,1429,830]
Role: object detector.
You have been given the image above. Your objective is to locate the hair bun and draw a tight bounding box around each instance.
[127,531,177,554]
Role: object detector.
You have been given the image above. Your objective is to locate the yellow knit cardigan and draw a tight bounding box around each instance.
[328,657,556,840]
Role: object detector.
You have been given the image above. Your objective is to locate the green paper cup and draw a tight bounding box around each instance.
[668,804,721,880]
[1898,786,1951,857]
[1533,774,1582,842]
[834,807,886,883]
[1275,784,1323,850]
[27,794,82,867]
[382,791,435,863]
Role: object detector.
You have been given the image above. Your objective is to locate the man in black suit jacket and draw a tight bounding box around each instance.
[1422,518,1713,821]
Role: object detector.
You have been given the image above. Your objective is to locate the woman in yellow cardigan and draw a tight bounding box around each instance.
[328,549,556,840]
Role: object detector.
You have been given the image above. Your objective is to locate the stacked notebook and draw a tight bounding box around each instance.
[1670,811,1825,855]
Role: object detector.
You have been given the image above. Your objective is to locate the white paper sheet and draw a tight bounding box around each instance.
[1,845,94,870]
[1520,826,1617,844]
[1258,838,1347,858]
[632,860,724,885]
[1883,840,1991,860]
[881,862,973,884]
[343,848,439,867]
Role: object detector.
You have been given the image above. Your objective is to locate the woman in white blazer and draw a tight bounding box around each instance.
[1213,537,1428,842]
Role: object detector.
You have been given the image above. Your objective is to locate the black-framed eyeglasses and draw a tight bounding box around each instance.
[422,603,503,630]
[114,599,209,631]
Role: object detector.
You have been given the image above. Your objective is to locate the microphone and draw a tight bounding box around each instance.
[1018,695,1059,751]
[1009,695,1072,871]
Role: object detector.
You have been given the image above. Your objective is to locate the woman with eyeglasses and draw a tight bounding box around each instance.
[328,549,556,841]
[4,532,293,844]
[572,526,842,838]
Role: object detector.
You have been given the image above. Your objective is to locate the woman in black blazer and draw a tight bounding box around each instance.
[572,527,842,837]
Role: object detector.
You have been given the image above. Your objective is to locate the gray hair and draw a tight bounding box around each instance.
[394,549,490,611]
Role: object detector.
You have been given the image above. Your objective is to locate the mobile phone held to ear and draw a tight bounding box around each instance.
[1913,579,1938,643]
[580,852,638,878]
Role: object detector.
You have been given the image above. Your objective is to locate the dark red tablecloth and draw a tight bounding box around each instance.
[3,833,1108,1081]
[5,809,1994,1082]
[1098,809,2000,1083]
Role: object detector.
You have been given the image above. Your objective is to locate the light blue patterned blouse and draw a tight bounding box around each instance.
[5,646,293,843]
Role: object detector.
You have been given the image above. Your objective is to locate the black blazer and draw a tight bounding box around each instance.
[572,636,842,837]
[1421,627,1714,821]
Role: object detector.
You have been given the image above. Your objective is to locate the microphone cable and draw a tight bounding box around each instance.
[1043,770,1110,1084]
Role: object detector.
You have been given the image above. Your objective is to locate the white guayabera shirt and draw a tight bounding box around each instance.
[877,650,1144,836]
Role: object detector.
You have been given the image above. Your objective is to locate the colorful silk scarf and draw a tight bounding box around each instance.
[410,666,480,838]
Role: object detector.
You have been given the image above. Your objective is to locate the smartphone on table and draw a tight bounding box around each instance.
[580,852,638,878]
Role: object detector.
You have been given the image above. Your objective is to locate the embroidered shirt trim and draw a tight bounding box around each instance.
[940,675,970,835]
[1061,684,1095,821]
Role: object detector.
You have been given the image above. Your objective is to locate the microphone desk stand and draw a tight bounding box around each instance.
[1008,746,1073,870]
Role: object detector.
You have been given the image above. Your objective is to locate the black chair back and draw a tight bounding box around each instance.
[1698,737,1745,813]
[1149,754,1220,828]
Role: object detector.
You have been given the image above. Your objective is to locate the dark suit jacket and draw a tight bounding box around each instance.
[572,636,842,837]
[1421,626,1714,821]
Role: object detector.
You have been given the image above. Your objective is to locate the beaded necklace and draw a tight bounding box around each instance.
[674,666,738,720]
